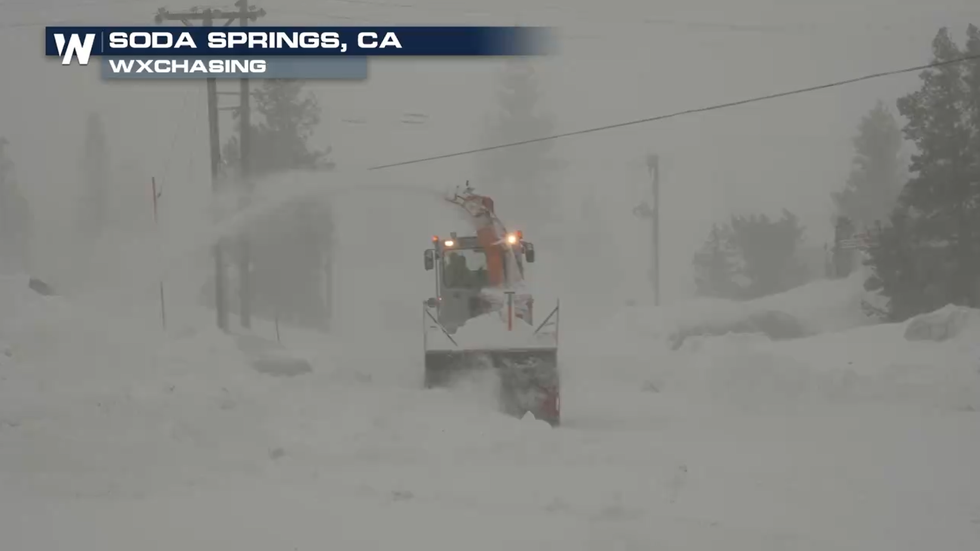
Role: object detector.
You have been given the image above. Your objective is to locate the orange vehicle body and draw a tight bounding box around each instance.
[442,188,532,323]
[422,185,558,426]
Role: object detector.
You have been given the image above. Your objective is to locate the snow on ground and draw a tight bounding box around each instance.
[604,269,876,348]
[3,254,980,549]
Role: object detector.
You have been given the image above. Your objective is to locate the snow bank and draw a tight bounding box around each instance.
[573,270,979,415]
[662,321,980,413]
[0,273,282,499]
[3,182,980,551]
[904,304,980,342]
[602,270,874,348]
[667,309,806,350]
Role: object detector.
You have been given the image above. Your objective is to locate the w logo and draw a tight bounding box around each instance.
[53,33,96,65]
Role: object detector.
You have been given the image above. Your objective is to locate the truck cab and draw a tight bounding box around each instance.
[424,232,535,333]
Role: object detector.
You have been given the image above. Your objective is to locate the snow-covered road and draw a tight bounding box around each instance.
[2,269,980,550]
[1,178,979,550]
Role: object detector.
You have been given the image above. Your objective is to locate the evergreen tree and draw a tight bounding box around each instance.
[217,80,335,329]
[728,210,808,299]
[477,59,561,228]
[691,211,807,300]
[692,223,738,298]
[832,100,905,229]
[863,215,951,321]
[78,112,110,239]
[866,26,980,319]
[0,138,32,274]
[223,80,333,177]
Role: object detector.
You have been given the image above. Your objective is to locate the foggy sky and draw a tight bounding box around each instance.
[2,0,978,303]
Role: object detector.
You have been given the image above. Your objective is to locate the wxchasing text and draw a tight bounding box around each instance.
[108,58,268,74]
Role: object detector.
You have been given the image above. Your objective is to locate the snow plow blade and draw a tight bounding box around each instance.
[424,347,560,426]
[422,300,561,425]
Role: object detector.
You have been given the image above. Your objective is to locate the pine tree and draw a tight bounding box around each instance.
[728,210,808,298]
[863,215,950,321]
[223,80,333,178]
[477,59,561,228]
[832,100,905,229]
[867,26,980,318]
[0,138,32,273]
[692,224,738,298]
[218,80,335,329]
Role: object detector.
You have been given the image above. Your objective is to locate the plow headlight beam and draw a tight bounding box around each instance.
[444,239,454,247]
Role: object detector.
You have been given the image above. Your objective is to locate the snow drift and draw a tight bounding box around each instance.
[3,197,980,550]
[603,270,875,348]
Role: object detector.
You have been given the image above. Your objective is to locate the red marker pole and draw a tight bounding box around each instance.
[506,291,514,331]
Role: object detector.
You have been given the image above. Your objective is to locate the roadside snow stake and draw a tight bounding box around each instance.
[505,291,515,331]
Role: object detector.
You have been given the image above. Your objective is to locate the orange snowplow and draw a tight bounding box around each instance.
[421,184,560,425]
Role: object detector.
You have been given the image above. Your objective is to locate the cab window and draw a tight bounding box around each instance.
[442,249,489,289]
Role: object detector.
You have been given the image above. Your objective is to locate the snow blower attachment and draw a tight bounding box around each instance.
[421,185,560,425]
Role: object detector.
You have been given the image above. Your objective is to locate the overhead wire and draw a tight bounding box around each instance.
[5,2,977,170]
[368,52,980,170]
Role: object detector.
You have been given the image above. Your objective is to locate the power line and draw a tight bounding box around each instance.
[368,52,980,170]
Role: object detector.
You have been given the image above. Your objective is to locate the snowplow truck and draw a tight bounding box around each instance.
[421,186,560,426]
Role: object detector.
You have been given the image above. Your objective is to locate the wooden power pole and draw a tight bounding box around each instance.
[632,153,661,306]
[650,154,660,307]
[236,0,258,329]
[154,3,265,332]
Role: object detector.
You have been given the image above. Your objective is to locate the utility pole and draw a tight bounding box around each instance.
[632,153,661,306]
[0,138,9,189]
[650,154,660,307]
[236,0,258,329]
[154,3,265,332]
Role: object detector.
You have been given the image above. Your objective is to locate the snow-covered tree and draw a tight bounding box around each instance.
[864,25,980,318]
[77,112,110,240]
[222,79,333,178]
[477,59,562,229]
[0,138,33,274]
[215,80,335,329]
[692,224,738,298]
[832,100,905,230]
[693,210,808,300]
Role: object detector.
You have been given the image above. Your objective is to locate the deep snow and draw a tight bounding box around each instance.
[2,241,980,549]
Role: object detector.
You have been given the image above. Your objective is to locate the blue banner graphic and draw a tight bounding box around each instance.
[45,26,556,61]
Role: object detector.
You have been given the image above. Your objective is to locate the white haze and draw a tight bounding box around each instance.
[3,3,980,550]
[3,0,979,304]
